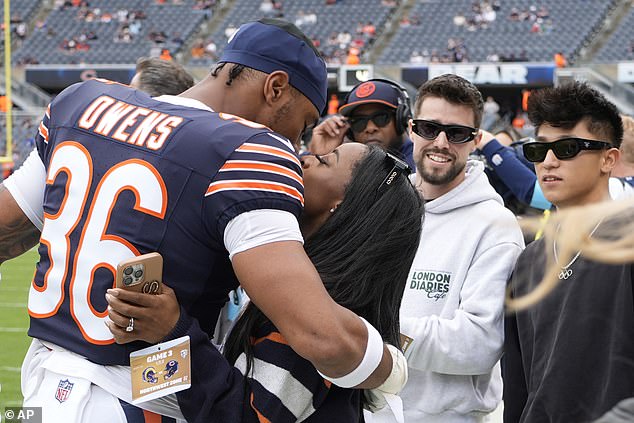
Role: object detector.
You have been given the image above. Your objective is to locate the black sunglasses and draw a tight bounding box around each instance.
[348,111,394,133]
[411,119,478,144]
[377,152,412,194]
[522,137,612,162]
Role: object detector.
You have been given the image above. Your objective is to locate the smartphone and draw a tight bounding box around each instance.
[116,252,163,294]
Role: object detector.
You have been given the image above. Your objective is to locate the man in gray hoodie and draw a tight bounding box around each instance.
[371,74,524,422]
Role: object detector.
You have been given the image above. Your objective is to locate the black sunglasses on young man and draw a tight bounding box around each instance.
[411,119,479,144]
[347,111,394,133]
[522,137,613,163]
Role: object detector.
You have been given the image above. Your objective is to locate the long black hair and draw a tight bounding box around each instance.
[224,146,424,376]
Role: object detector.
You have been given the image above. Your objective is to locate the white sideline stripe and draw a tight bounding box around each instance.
[0,327,28,332]
[0,366,21,372]
[2,401,24,407]
[0,303,28,308]
[0,287,31,292]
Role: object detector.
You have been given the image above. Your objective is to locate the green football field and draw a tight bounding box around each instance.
[0,249,39,409]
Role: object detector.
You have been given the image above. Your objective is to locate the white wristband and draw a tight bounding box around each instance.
[377,344,408,394]
[318,316,383,388]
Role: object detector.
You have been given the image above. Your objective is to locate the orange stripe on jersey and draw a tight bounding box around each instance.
[251,331,288,346]
[237,143,301,168]
[250,393,272,423]
[205,180,304,205]
[220,161,303,186]
[142,409,162,423]
[39,122,49,142]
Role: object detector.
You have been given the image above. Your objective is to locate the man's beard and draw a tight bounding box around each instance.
[416,148,465,185]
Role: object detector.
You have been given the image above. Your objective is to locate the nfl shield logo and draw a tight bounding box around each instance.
[55,379,74,403]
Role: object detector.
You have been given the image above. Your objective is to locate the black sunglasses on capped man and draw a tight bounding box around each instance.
[522,137,612,162]
[348,111,394,133]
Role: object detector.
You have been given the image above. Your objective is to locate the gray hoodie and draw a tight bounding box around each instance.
[374,160,524,422]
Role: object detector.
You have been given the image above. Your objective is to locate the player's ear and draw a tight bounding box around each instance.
[263,71,291,106]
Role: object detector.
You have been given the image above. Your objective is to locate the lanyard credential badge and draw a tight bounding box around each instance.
[130,336,192,403]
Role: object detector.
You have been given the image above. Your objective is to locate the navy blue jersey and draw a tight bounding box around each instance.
[27,79,304,365]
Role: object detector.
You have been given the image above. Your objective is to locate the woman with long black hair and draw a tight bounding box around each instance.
[107,143,424,422]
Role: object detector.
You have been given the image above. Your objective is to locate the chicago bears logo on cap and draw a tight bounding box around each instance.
[356,82,376,98]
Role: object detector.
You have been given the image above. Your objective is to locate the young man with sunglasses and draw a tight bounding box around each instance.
[308,79,415,169]
[504,82,634,423]
[474,118,634,217]
[371,74,524,422]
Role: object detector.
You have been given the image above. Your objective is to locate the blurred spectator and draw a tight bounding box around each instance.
[10,13,23,24]
[327,94,339,116]
[129,20,142,36]
[337,31,351,48]
[487,52,500,62]
[410,50,425,64]
[190,39,205,58]
[159,48,172,61]
[272,0,284,17]
[483,96,500,117]
[294,10,317,28]
[130,56,194,96]
[171,32,184,48]
[204,38,217,60]
[14,22,27,42]
[522,89,531,112]
[482,96,500,129]
[454,11,466,27]
[115,25,133,43]
[554,51,567,67]
[362,21,376,36]
[149,29,168,44]
[259,0,273,15]
[346,48,360,64]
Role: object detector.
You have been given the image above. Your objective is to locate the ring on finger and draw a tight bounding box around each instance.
[126,317,134,332]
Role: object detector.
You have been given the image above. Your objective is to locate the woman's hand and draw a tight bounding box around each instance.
[308,115,349,155]
[105,284,180,344]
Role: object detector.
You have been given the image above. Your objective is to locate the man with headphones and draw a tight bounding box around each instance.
[308,79,415,169]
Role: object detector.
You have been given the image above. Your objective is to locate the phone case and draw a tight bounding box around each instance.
[116,252,163,294]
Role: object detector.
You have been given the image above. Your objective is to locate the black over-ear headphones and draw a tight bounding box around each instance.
[342,78,413,137]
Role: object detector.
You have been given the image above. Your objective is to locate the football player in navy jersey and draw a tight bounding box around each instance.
[0,18,407,422]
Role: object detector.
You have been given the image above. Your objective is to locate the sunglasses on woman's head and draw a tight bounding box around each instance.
[411,119,478,144]
[347,111,394,133]
[522,137,612,162]
[377,152,411,193]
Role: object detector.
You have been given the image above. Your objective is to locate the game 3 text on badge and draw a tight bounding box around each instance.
[147,350,173,363]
